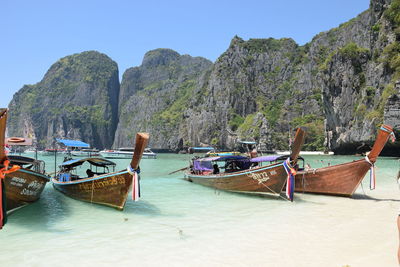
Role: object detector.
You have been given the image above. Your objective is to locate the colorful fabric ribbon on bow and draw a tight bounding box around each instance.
[365,156,375,190]
[380,125,396,143]
[0,160,21,229]
[127,165,140,201]
[283,158,296,202]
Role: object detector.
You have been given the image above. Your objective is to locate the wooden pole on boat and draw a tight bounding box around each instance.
[168,166,188,175]
[0,109,7,164]
[367,124,394,163]
[130,133,150,170]
[289,127,306,162]
[0,108,7,229]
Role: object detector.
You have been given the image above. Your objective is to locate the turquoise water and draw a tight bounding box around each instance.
[1,154,399,267]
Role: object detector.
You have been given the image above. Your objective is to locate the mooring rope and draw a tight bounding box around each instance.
[257,180,291,202]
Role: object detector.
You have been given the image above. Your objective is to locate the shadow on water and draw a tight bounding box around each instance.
[352,193,400,202]
[290,194,328,205]
[7,184,72,232]
[123,200,163,216]
[205,187,327,205]
[123,200,188,239]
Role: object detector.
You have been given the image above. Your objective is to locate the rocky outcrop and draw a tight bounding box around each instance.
[319,0,400,153]
[113,49,212,149]
[7,51,119,149]
[384,81,400,129]
[182,37,324,151]
[7,0,400,154]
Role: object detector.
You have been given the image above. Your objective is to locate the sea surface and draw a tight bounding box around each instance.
[0,153,399,267]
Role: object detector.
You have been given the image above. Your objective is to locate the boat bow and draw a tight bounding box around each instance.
[127,133,149,201]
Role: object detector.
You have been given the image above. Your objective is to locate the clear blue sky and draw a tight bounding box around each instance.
[1,0,370,107]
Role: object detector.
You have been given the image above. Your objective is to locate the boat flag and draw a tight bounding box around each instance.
[283,158,296,201]
[127,165,140,201]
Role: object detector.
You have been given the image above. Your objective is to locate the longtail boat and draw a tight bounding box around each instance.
[295,125,395,197]
[184,128,305,200]
[3,154,49,212]
[0,109,49,220]
[52,133,149,210]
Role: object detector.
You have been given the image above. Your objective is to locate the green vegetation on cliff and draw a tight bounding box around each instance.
[155,79,196,127]
[238,38,296,53]
[384,0,400,29]
[8,51,119,149]
[291,115,325,151]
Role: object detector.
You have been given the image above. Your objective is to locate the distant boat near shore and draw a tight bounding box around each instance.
[276,151,334,155]
[70,148,100,157]
[100,147,157,159]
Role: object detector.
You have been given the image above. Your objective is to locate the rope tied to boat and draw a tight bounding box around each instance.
[0,159,20,229]
[283,158,296,202]
[127,165,140,201]
[0,160,20,179]
[365,156,376,190]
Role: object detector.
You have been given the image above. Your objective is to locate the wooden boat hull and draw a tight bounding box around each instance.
[185,163,288,196]
[295,159,371,197]
[294,124,393,197]
[52,170,133,210]
[100,152,156,159]
[4,169,49,212]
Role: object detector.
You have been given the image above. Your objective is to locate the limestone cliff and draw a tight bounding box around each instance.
[8,0,400,154]
[116,0,400,153]
[113,49,212,149]
[7,51,119,149]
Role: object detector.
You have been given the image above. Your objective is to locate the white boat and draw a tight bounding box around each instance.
[24,147,36,154]
[70,148,100,157]
[40,148,68,156]
[100,147,157,159]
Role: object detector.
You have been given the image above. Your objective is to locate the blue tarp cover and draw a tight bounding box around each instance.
[57,139,90,148]
[196,155,248,162]
[250,155,282,162]
[193,155,251,171]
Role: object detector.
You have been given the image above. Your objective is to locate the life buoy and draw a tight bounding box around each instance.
[8,137,25,143]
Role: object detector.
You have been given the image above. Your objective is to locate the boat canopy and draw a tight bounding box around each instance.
[57,139,90,148]
[250,155,282,162]
[192,155,304,172]
[7,155,40,166]
[193,155,250,171]
[196,155,248,162]
[60,157,116,168]
[249,155,304,163]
